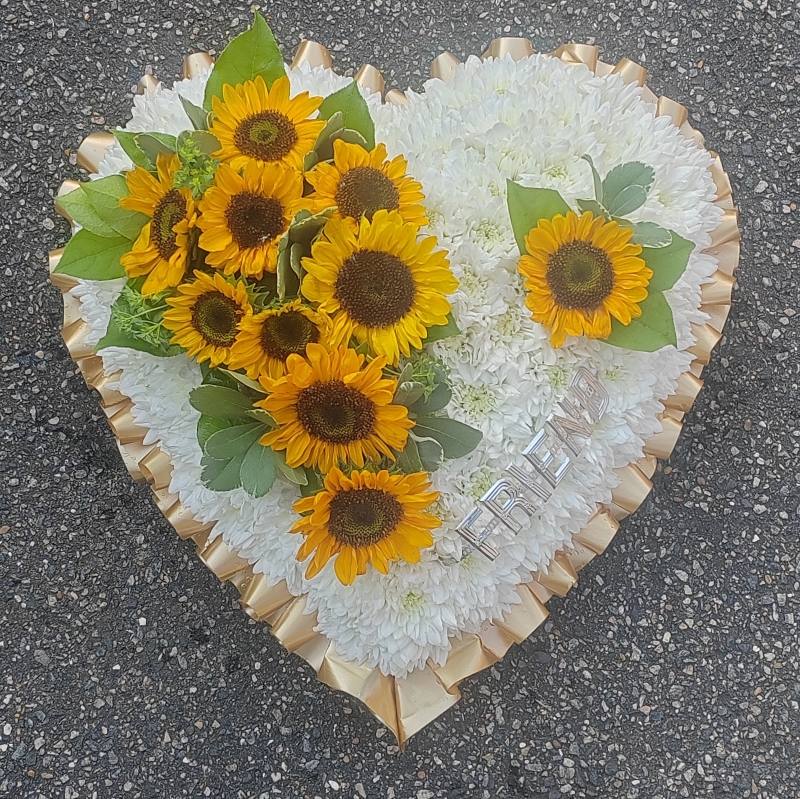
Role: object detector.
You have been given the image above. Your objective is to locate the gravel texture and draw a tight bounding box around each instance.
[1,0,799,797]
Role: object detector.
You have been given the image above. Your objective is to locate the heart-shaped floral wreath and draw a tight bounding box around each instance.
[50,15,739,744]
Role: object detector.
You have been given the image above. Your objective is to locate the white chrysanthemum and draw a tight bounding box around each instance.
[71,54,723,677]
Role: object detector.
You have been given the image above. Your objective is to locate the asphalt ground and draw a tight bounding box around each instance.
[1,1,799,797]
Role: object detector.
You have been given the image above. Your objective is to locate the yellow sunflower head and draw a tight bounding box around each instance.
[227,299,332,380]
[119,153,198,295]
[257,343,413,473]
[162,271,252,367]
[301,210,458,364]
[209,75,326,171]
[197,160,305,279]
[292,467,440,585]
[518,210,653,348]
[306,139,428,228]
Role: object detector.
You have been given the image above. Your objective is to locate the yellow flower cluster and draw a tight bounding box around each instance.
[119,76,451,585]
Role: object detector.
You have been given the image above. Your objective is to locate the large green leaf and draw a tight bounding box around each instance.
[180,96,210,131]
[604,290,677,351]
[197,415,237,450]
[506,181,571,254]
[201,452,246,492]
[395,436,423,474]
[59,178,147,241]
[394,381,426,407]
[414,435,445,472]
[408,380,452,416]
[134,133,177,163]
[203,11,286,110]
[189,385,258,420]
[640,232,695,292]
[205,423,265,460]
[576,198,609,219]
[626,220,673,249]
[53,228,129,280]
[412,416,483,460]
[606,184,648,217]
[601,161,655,217]
[240,441,277,497]
[58,189,117,237]
[317,81,376,150]
[112,129,153,170]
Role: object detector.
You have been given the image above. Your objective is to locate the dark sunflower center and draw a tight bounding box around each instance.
[328,487,403,548]
[191,292,243,346]
[546,241,615,310]
[225,192,286,249]
[295,380,376,444]
[335,166,401,221]
[261,310,320,362]
[234,111,298,162]
[334,250,416,329]
[150,189,187,260]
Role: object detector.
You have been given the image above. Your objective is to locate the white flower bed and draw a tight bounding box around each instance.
[72,55,721,677]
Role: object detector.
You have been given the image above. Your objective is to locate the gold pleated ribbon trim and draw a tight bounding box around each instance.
[50,39,739,746]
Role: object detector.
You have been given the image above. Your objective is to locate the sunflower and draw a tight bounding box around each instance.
[518,211,653,348]
[227,299,331,380]
[301,210,458,364]
[197,161,305,279]
[209,75,326,171]
[292,467,440,585]
[120,154,197,295]
[162,271,252,367]
[257,343,413,473]
[306,139,428,227]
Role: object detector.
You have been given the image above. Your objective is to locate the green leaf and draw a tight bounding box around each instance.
[203,11,286,110]
[189,385,257,420]
[219,368,268,394]
[412,416,483,460]
[205,423,265,460]
[112,129,153,170]
[197,415,236,450]
[506,181,571,254]
[201,452,245,492]
[240,440,277,497]
[177,129,220,157]
[601,161,655,215]
[626,221,672,249]
[581,154,604,202]
[604,291,677,351]
[337,129,370,148]
[96,314,181,356]
[423,312,461,344]
[395,436,422,474]
[605,184,648,217]
[180,95,210,130]
[53,228,129,280]
[274,450,308,485]
[413,435,445,472]
[409,379,452,416]
[58,189,117,237]
[394,381,426,407]
[317,81,376,150]
[640,232,695,292]
[576,198,609,219]
[82,176,148,240]
[246,408,277,427]
[300,468,324,497]
[135,133,177,163]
